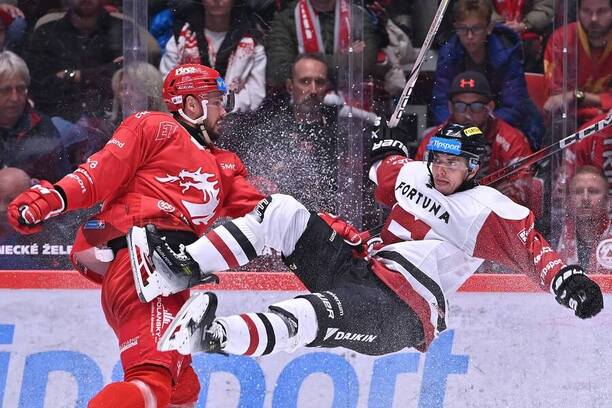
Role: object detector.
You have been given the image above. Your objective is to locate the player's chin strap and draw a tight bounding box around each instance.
[177,100,214,147]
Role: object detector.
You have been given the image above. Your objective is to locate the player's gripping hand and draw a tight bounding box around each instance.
[552,265,603,319]
[7,181,65,234]
[369,118,411,164]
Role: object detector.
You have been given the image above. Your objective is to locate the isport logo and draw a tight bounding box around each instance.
[0,323,468,408]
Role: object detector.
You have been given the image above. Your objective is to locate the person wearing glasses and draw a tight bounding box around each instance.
[416,71,540,215]
[431,0,544,149]
[0,50,70,183]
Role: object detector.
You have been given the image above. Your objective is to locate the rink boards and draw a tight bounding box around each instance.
[1,271,611,408]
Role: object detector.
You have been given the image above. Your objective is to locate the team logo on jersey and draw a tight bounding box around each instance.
[157,200,176,213]
[155,121,178,140]
[596,238,612,269]
[155,168,220,225]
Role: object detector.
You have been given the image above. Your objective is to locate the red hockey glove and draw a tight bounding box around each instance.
[318,212,363,246]
[7,180,65,234]
[552,265,603,319]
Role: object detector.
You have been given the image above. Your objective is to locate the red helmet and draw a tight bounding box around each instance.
[162,64,228,113]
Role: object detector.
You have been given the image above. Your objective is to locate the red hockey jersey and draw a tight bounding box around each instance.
[55,111,264,283]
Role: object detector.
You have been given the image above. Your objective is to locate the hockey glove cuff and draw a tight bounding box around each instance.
[369,119,411,165]
[7,180,66,234]
[552,265,603,319]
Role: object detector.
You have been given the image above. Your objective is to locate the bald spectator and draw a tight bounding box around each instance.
[558,166,611,273]
[0,50,70,182]
[0,166,29,213]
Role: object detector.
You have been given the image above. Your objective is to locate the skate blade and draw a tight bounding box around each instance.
[125,227,159,303]
[158,292,212,355]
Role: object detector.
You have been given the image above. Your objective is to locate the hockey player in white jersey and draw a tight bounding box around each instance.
[128,122,604,357]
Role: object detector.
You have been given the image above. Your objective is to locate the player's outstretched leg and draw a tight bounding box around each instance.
[127,224,219,302]
[159,293,319,357]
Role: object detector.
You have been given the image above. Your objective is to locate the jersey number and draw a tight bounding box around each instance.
[388,205,432,241]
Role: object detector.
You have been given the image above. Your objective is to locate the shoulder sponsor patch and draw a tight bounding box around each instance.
[155,121,178,141]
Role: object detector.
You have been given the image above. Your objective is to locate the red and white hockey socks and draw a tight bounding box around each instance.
[218,298,319,356]
[186,194,310,274]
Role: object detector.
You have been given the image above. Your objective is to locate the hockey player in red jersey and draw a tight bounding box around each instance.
[6,64,264,407]
[128,122,603,358]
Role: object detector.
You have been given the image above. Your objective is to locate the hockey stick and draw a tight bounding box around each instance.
[387,0,451,128]
[362,110,612,238]
[480,110,612,187]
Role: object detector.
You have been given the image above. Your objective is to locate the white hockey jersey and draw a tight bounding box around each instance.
[368,156,565,350]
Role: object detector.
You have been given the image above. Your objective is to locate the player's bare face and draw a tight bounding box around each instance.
[202,93,227,139]
[570,173,608,221]
[579,0,612,42]
[431,153,471,195]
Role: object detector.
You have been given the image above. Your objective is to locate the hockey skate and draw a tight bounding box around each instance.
[127,225,219,303]
[158,292,226,355]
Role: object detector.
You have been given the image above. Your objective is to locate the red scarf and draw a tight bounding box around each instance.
[493,0,525,21]
[295,0,351,54]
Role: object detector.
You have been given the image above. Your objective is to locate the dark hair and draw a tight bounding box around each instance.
[291,53,329,78]
[452,0,493,24]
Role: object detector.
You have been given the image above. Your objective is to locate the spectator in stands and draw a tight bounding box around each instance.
[558,165,611,273]
[265,0,380,91]
[491,0,554,72]
[416,71,539,213]
[59,62,167,169]
[0,51,70,182]
[0,166,29,214]
[110,61,167,123]
[24,0,124,121]
[543,0,611,125]
[431,0,545,149]
[160,0,266,112]
[0,3,26,53]
[221,53,338,213]
[561,112,612,200]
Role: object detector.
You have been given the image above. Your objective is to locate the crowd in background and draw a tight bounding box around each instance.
[0,0,609,273]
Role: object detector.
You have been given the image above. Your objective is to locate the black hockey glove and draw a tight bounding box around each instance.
[369,119,411,165]
[552,265,603,319]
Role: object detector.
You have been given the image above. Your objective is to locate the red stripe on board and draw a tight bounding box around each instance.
[207,230,239,269]
[240,314,259,356]
[0,270,611,292]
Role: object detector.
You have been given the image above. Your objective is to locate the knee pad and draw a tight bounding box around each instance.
[242,194,310,256]
[268,297,318,352]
